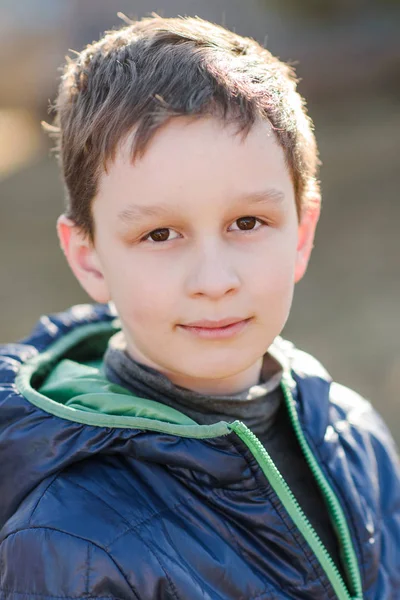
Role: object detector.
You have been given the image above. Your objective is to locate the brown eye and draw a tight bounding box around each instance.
[228,216,265,234]
[149,228,170,242]
[143,228,180,243]
[236,217,257,230]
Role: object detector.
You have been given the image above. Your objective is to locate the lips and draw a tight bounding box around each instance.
[181,317,248,329]
[178,318,252,340]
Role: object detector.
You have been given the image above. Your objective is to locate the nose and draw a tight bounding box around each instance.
[185,239,241,300]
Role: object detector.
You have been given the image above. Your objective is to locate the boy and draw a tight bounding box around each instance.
[0,14,399,600]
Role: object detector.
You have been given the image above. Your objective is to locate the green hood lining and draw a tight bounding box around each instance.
[15,320,231,438]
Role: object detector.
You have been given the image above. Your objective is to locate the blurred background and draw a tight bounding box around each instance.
[0,0,399,442]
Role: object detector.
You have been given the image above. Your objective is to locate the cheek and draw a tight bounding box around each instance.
[107,254,178,326]
[256,267,295,315]
[249,237,297,318]
[252,233,297,289]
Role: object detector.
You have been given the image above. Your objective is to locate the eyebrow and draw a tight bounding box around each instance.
[117,188,285,224]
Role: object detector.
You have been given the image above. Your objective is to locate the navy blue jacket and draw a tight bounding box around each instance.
[0,304,399,599]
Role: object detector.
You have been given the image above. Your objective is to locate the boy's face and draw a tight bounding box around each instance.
[59,116,319,394]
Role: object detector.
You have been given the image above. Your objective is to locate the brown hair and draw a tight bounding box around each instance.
[48,14,320,242]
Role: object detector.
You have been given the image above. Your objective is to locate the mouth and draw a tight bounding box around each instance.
[182,317,249,329]
[177,317,252,340]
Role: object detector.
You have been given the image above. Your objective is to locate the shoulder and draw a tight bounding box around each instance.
[0,303,116,384]
[0,303,116,357]
[0,526,137,600]
[0,463,170,600]
[329,381,400,507]
[327,376,400,483]
[329,379,397,447]
[278,336,399,456]
[290,338,400,506]
[0,466,147,600]
[278,337,400,493]
[4,459,158,550]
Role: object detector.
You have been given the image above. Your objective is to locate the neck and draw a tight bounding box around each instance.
[123,339,264,396]
[160,357,264,396]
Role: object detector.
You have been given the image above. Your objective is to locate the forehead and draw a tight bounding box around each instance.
[94,116,294,217]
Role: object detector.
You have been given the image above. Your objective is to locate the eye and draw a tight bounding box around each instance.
[229,216,265,232]
[142,228,180,243]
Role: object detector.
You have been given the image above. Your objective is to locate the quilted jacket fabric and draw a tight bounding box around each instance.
[0,304,399,600]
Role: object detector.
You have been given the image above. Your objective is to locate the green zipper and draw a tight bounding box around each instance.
[229,374,363,600]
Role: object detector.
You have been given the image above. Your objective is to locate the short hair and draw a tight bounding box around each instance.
[49,14,320,242]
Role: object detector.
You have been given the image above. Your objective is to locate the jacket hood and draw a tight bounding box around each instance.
[0,303,332,530]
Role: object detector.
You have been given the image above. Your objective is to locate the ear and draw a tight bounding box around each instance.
[57,214,111,303]
[294,202,320,283]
